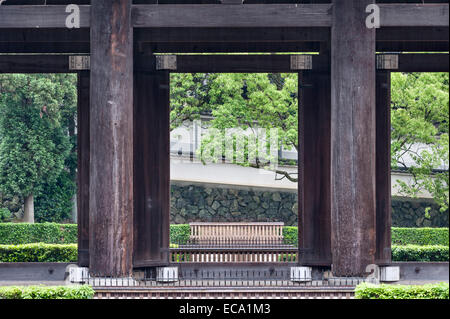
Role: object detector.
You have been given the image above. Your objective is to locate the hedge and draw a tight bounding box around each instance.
[0,285,95,299]
[170,224,190,245]
[355,282,449,299]
[391,227,449,246]
[0,243,77,262]
[391,244,449,262]
[0,223,77,245]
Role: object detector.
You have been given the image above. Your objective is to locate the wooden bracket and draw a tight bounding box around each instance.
[291,55,313,70]
[156,55,177,71]
[69,56,90,70]
[377,54,398,70]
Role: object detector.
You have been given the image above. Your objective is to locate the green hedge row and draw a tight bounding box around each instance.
[0,285,95,299]
[391,227,449,246]
[0,223,448,247]
[391,245,449,262]
[355,282,449,299]
[0,243,77,262]
[0,223,77,245]
[1,243,447,262]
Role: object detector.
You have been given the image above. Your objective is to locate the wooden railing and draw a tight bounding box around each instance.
[189,222,285,245]
[170,246,298,263]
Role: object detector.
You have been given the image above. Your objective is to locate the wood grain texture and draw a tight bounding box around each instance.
[89,0,134,277]
[77,71,90,268]
[132,4,333,28]
[0,5,90,28]
[379,4,449,27]
[298,70,332,267]
[133,58,170,268]
[375,71,392,265]
[330,0,376,277]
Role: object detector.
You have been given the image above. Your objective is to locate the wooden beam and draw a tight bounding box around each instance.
[375,71,392,265]
[134,27,330,43]
[89,0,134,277]
[331,0,376,277]
[1,4,448,29]
[379,4,449,27]
[134,55,171,269]
[397,53,449,72]
[0,55,70,73]
[77,70,90,268]
[132,4,333,28]
[298,70,332,267]
[0,5,90,28]
[145,42,321,54]
[0,43,89,54]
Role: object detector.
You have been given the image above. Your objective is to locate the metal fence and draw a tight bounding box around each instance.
[79,267,377,288]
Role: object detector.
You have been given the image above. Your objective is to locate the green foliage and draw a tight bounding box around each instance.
[0,223,77,245]
[170,73,218,131]
[391,72,449,213]
[170,224,191,244]
[0,243,77,262]
[35,170,76,223]
[391,244,449,262]
[0,207,11,222]
[0,285,95,299]
[392,227,449,246]
[0,74,77,222]
[282,226,298,246]
[355,282,449,299]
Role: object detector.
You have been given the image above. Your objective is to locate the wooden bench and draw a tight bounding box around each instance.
[189,222,285,246]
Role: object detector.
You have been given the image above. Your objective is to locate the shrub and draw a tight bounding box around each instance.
[0,285,95,299]
[391,244,449,262]
[283,227,298,246]
[0,243,77,262]
[391,227,449,246]
[355,282,449,299]
[0,223,77,245]
[170,224,190,244]
[0,207,12,222]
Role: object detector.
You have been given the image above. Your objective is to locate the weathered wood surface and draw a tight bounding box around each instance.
[77,71,90,268]
[375,71,392,265]
[330,0,376,277]
[0,5,90,28]
[0,55,69,73]
[133,56,170,268]
[89,0,134,277]
[379,3,449,27]
[132,4,333,28]
[298,70,332,267]
[189,222,285,244]
[1,4,448,28]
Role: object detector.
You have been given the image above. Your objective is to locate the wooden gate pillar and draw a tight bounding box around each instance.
[298,70,332,266]
[376,71,392,265]
[77,70,90,268]
[89,0,134,277]
[330,0,377,276]
[133,54,170,268]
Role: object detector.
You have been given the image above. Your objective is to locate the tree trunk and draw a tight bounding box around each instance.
[23,194,34,223]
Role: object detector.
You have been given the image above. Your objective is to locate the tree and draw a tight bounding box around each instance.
[391,72,449,212]
[170,71,449,213]
[0,74,74,223]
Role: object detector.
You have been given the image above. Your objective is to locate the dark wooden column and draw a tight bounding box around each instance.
[133,54,170,268]
[89,0,134,277]
[298,70,332,266]
[331,0,377,276]
[376,71,392,265]
[77,71,90,268]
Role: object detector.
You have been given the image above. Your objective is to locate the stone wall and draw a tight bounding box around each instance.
[392,197,449,227]
[170,181,448,227]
